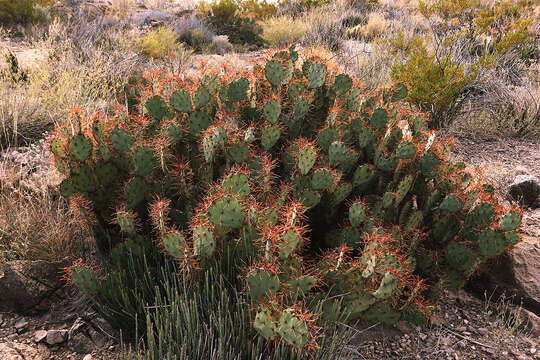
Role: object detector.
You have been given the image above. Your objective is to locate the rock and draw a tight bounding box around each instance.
[83,355,92,360]
[131,10,172,25]
[14,318,28,332]
[508,175,540,208]
[0,342,50,360]
[46,329,68,345]
[0,259,69,314]
[470,236,540,317]
[522,309,540,336]
[34,330,48,343]
[69,332,93,354]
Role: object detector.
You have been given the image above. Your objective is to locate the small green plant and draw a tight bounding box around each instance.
[52,47,522,353]
[137,27,191,59]
[1,52,28,83]
[0,0,58,24]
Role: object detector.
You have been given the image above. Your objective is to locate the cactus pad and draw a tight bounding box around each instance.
[209,195,244,228]
[277,311,310,348]
[261,125,281,150]
[265,60,286,86]
[247,270,280,301]
[311,168,334,190]
[170,90,193,113]
[349,202,366,227]
[263,99,281,123]
[193,226,215,258]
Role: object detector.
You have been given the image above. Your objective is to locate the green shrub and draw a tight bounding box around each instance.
[386,0,535,128]
[0,0,58,24]
[52,47,522,352]
[137,26,192,59]
[200,0,265,46]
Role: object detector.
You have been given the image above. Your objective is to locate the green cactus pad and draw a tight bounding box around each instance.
[227,140,250,163]
[349,202,366,227]
[390,83,408,102]
[161,231,187,259]
[329,141,347,166]
[396,141,416,159]
[332,74,353,95]
[382,192,396,209]
[370,108,388,129]
[440,194,463,212]
[296,144,317,175]
[317,128,339,152]
[346,87,361,111]
[263,99,281,123]
[364,303,401,325]
[209,195,244,228]
[145,95,168,120]
[265,60,286,86]
[254,308,277,340]
[445,241,473,271]
[499,211,521,231]
[357,127,374,149]
[194,86,210,110]
[347,293,376,320]
[308,62,327,89]
[504,231,521,246]
[288,82,306,100]
[247,270,280,301]
[69,134,93,162]
[373,272,398,300]
[293,97,309,121]
[73,165,97,193]
[288,275,317,294]
[110,128,133,154]
[311,168,334,190]
[95,162,118,186]
[202,133,216,163]
[59,178,77,198]
[468,203,495,228]
[124,177,147,208]
[261,125,281,150]
[279,228,302,259]
[376,154,397,172]
[228,78,249,102]
[193,225,215,258]
[51,139,66,158]
[222,173,250,197]
[299,189,321,208]
[353,165,377,191]
[396,175,413,205]
[277,311,310,348]
[132,146,156,177]
[188,111,211,135]
[170,90,193,113]
[116,211,136,235]
[478,229,506,257]
[420,152,441,175]
[70,266,100,296]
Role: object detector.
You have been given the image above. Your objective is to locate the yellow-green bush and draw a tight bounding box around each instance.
[137,27,188,59]
[0,0,58,24]
[262,16,307,46]
[386,0,535,128]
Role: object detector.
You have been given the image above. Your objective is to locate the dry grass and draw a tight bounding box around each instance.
[262,15,307,46]
[0,144,90,264]
[348,12,387,41]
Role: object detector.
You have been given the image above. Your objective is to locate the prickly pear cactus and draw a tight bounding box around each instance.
[50,47,523,352]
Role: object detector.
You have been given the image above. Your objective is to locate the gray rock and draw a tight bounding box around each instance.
[0,259,69,314]
[46,329,68,345]
[508,175,540,208]
[69,332,93,354]
[34,330,48,343]
[0,342,50,360]
[131,10,173,26]
[14,318,28,332]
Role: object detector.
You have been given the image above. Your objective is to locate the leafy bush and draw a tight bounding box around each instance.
[137,27,192,59]
[51,47,522,352]
[0,0,58,24]
[200,0,265,46]
[386,0,536,128]
[262,16,307,47]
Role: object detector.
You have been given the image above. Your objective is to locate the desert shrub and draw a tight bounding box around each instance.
[347,12,387,41]
[262,15,307,46]
[0,0,58,24]
[51,48,522,352]
[200,0,265,46]
[137,26,192,59]
[386,0,536,128]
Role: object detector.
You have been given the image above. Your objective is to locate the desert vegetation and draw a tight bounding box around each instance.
[0,0,538,359]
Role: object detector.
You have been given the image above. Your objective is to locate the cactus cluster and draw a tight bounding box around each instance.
[51,47,522,351]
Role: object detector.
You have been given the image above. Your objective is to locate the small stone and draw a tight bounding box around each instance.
[531,348,537,354]
[477,327,489,335]
[14,318,28,332]
[83,355,92,360]
[35,330,48,343]
[46,329,68,345]
[419,333,427,341]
